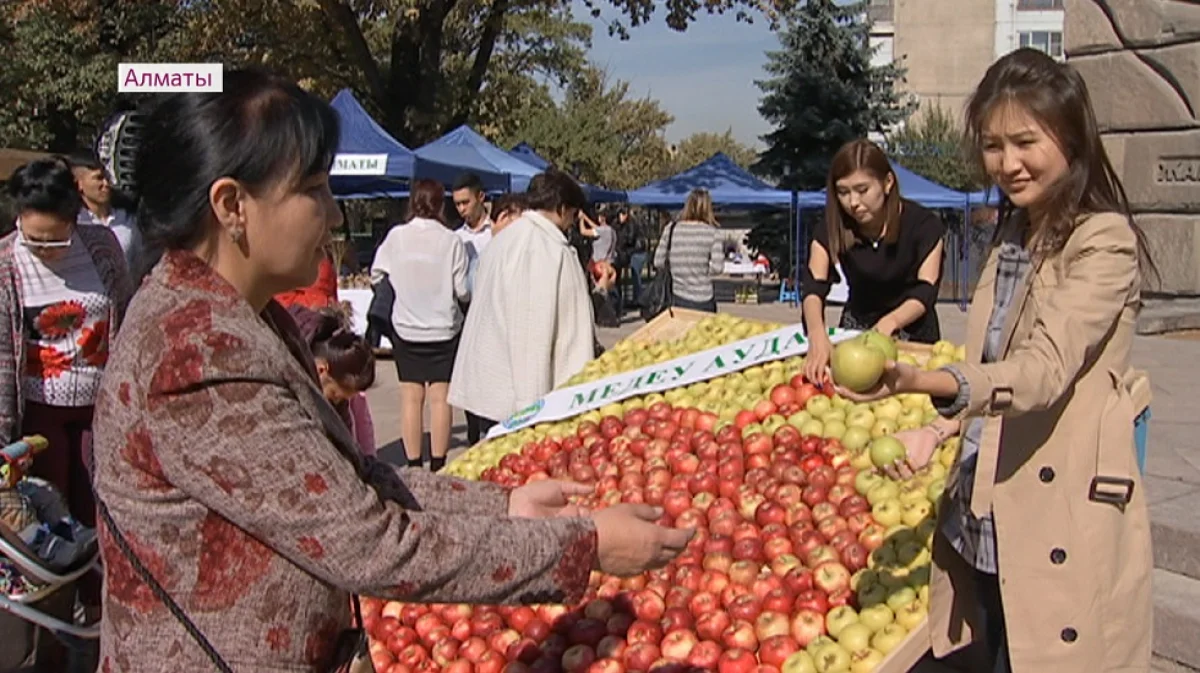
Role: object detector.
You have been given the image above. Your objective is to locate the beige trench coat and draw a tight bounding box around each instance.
[927,212,1154,673]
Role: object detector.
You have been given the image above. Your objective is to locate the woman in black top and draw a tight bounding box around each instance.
[801,139,946,385]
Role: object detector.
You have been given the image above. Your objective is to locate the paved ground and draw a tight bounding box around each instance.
[363,302,1200,671]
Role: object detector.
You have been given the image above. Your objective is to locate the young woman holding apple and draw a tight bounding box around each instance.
[801,139,947,386]
[839,49,1156,673]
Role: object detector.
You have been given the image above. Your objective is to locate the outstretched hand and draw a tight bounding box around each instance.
[508,480,593,519]
[834,360,922,403]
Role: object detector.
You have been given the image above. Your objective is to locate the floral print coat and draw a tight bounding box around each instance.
[92,250,598,673]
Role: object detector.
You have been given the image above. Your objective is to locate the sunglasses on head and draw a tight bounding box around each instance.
[16,224,73,251]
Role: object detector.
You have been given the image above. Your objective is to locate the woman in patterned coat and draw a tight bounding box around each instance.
[90,69,693,673]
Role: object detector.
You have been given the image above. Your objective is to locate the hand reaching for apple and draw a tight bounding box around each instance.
[592,504,695,577]
[803,335,833,388]
[880,427,939,481]
[507,480,593,519]
[833,360,921,403]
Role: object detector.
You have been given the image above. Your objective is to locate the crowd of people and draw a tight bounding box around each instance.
[0,46,1158,673]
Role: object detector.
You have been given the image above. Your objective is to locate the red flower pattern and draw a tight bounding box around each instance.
[120,427,170,491]
[148,343,205,397]
[492,564,515,583]
[161,299,213,341]
[298,535,325,560]
[191,512,274,612]
[118,381,131,406]
[266,625,291,652]
[304,473,328,495]
[34,300,86,338]
[100,524,176,615]
[553,528,599,603]
[77,319,110,366]
[25,343,71,379]
[165,250,240,298]
[304,615,341,666]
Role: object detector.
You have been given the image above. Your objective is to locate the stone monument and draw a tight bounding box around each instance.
[1067,0,1200,333]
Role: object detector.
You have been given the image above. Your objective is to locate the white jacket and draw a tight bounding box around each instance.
[448,211,595,423]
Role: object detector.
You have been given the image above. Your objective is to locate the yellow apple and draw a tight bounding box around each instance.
[871,499,903,528]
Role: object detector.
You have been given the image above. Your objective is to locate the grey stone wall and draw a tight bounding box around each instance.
[1066,0,1200,296]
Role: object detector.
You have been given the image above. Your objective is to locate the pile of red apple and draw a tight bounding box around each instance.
[364,388,908,673]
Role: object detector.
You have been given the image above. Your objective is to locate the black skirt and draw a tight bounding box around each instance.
[393,334,461,383]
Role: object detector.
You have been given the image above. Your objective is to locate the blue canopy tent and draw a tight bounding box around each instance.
[508,142,551,170]
[328,91,507,198]
[628,153,823,208]
[416,125,542,193]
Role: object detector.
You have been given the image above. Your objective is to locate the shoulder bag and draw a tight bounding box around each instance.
[639,222,677,322]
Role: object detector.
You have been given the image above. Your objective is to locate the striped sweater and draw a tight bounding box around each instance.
[653,221,725,302]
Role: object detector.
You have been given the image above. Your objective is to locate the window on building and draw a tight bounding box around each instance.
[1019,30,1064,59]
[1017,0,1064,9]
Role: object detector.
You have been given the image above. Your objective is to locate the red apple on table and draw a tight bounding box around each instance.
[857,524,886,552]
[450,619,473,642]
[728,560,760,588]
[813,561,852,595]
[808,466,837,490]
[660,629,699,661]
[605,614,632,638]
[728,594,763,622]
[665,585,695,609]
[623,643,660,672]
[827,587,853,609]
[840,543,869,572]
[744,432,773,455]
[805,545,840,568]
[687,640,722,670]
[801,485,828,508]
[657,607,696,633]
[770,553,803,579]
[844,511,873,535]
[763,536,795,562]
[828,529,858,553]
[732,522,762,543]
[689,472,719,495]
[662,490,693,518]
[703,551,734,574]
[810,502,838,524]
[695,611,733,641]
[586,658,622,673]
[709,511,740,537]
[758,635,802,668]
[717,648,758,673]
[762,587,796,614]
[752,574,784,601]
[753,400,778,421]
[596,635,627,661]
[687,591,720,619]
[459,636,489,663]
[585,600,615,623]
[721,584,754,609]
[701,570,731,595]
[721,620,759,651]
[798,452,825,471]
[788,609,827,647]
[734,410,758,429]
[794,589,829,614]
[817,516,848,540]
[476,650,506,673]
[782,567,815,594]
[625,620,662,646]
[506,638,541,665]
[754,610,792,641]
[825,484,854,508]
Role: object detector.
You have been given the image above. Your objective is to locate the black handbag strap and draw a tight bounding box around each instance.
[95,494,364,673]
[662,222,677,315]
[95,495,234,673]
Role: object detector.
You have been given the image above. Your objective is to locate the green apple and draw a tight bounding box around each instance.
[831,394,850,409]
[870,419,898,439]
[850,568,878,592]
[825,605,860,639]
[872,398,903,421]
[788,411,814,429]
[871,624,909,655]
[849,648,885,673]
[855,470,884,497]
[886,586,918,612]
[866,480,900,506]
[831,339,887,393]
[926,355,953,371]
[806,395,833,416]
[850,448,874,471]
[846,409,876,429]
[871,499,903,528]
[813,642,852,673]
[823,420,848,440]
[868,436,906,468]
[782,651,818,673]
[858,330,899,361]
[741,423,764,438]
[877,569,909,591]
[897,483,928,506]
[902,501,933,528]
[894,601,928,631]
[906,564,932,589]
[806,635,837,658]
[928,463,948,480]
[858,604,894,633]
[837,623,873,655]
[764,414,787,434]
[918,585,930,605]
[842,426,872,452]
[821,409,847,424]
[897,408,925,430]
[896,541,931,569]
[800,419,825,438]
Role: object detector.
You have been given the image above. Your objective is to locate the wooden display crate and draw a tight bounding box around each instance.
[623,308,720,344]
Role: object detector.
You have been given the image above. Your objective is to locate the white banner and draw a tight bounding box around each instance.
[486,325,864,439]
[331,154,389,176]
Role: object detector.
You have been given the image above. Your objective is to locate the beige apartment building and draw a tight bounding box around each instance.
[868,0,1065,120]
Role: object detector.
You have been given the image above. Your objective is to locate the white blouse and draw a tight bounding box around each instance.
[449,211,596,423]
[370,217,469,343]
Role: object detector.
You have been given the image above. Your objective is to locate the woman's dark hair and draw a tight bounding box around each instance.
[823,139,902,263]
[131,68,339,281]
[406,179,447,225]
[6,157,83,222]
[526,169,587,213]
[310,309,376,392]
[491,192,528,219]
[964,48,1157,284]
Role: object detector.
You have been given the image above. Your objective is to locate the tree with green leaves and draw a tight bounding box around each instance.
[755,0,914,191]
[885,103,979,192]
[670,129,758,173]
[502,66,674,190]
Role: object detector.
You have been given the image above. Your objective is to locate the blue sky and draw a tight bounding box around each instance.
[578,3,779,148]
